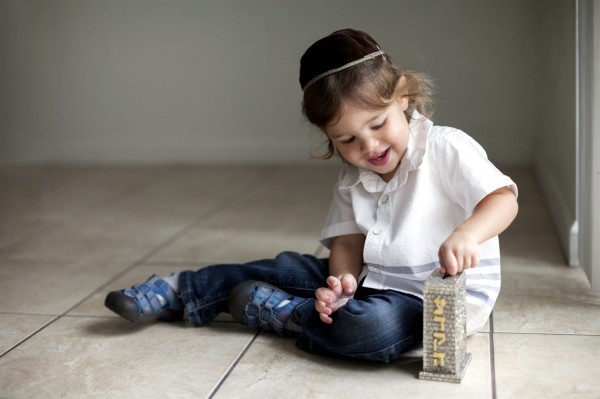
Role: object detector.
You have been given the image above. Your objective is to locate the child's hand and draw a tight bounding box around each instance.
[438,230,479,276]
[314,274,357,324]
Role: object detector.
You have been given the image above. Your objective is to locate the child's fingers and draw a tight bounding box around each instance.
[439,248,458,276]
[439,251,480,276]
[326,275,343,295]
[315,275,357,324]
[315,298,336,324]
[471,254,479,268]
[315,300,332,316]
[463,255,471,271]
[319,313,333,324]
[339,274,357,296]
[326,275,340,286]
[461,254,479,271]
[439,231,480,276]
[315,287,335,304]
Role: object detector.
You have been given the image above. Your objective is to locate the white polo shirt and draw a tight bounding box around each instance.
[320,112,518,334]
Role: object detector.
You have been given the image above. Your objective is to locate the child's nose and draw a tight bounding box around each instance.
[361,136,379,154]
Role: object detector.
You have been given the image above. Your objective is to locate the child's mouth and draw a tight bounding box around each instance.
[368,148,390,166]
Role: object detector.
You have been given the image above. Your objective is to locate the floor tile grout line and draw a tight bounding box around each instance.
[489,312,497,399]
[206,239,322,398]
[0,311,62,317]
[0,315,61,359]
[1,187,313,360]
[0,219,75,256]
[53,170,275,317]
[0,170,173,256]
[0,313,239,357]
[206,330,261,399]
[0,168,277,359]
[492,331,600,337]
[83,167,277,287]
[206,169,323,398]
[140,260,210,266]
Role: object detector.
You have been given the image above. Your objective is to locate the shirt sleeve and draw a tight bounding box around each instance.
[430,129,518,212]
[319,169,363,249]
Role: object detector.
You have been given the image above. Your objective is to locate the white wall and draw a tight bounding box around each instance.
[590,0,600,292]
[579,0,600,292]
[0,0,544,165]
[534,0,578,265]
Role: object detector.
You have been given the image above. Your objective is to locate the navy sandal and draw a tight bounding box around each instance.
[229,281,303,336]
[105,275,183,323]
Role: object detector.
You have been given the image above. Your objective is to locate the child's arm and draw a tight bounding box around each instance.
[328,233,365,280]
[439,186,518,276]
[315,233,365,324]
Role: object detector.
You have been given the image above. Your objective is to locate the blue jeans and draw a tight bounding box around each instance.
[179,251,423,363]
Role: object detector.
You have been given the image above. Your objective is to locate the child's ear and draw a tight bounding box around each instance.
[396,75,407,93]
[396,76,409,111]
[397,75,407,89]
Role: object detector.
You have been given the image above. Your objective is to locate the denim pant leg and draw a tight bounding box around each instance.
[293,287,424,363]
[178,251,328,326]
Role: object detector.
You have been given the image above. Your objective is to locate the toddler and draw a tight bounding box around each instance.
[105,29,518,363]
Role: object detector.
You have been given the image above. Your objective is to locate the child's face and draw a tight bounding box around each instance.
[325,96,410,182]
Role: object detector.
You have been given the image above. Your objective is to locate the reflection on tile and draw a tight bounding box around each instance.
[101,166,272,219]
[0,167,164,251]
[0,214,63,250]
[0,258,129,315]
[213,333,491,398]
[494,334,600,398]
[500,233,566,265]
[0,167,271,262]
[0,166,162,216]
[2,165,598,399]
[150,167,337,263]
[0,314,54,355]
[150,226,322,263]
[0,216,186,262]
[494,293,600,334]
[496,250,600,334]
[501,258,594,297]
[0,317,256,398]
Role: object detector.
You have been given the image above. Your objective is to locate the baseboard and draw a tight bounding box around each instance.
[533,155,579,266]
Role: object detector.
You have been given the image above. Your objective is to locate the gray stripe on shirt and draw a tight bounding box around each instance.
[367,258,500,276]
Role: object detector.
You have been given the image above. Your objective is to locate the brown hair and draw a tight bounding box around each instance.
[302,55,434,159]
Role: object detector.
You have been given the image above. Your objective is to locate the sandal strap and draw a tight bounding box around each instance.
[244,285,303,335]
[124,275,181,315]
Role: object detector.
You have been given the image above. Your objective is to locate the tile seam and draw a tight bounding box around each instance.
[0,168,273,358]
[206,330,260,399]
[492,331,600,337]
[489,312,497,399]
[0,315,61,359]
[0,171,172,256]
[58,168,276,320]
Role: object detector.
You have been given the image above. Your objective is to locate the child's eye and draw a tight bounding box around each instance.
[341,137,355,144]
[372,120,386,130]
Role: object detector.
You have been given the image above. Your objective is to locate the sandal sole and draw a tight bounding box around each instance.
[105,291,182,323]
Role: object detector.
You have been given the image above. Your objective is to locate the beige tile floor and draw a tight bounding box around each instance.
[1,165,599,398]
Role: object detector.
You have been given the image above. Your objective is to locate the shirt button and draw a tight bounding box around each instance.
[373,228,382,235]
[381,195,389,204]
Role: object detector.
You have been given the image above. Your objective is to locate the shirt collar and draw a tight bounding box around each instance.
[338,110,433,193]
